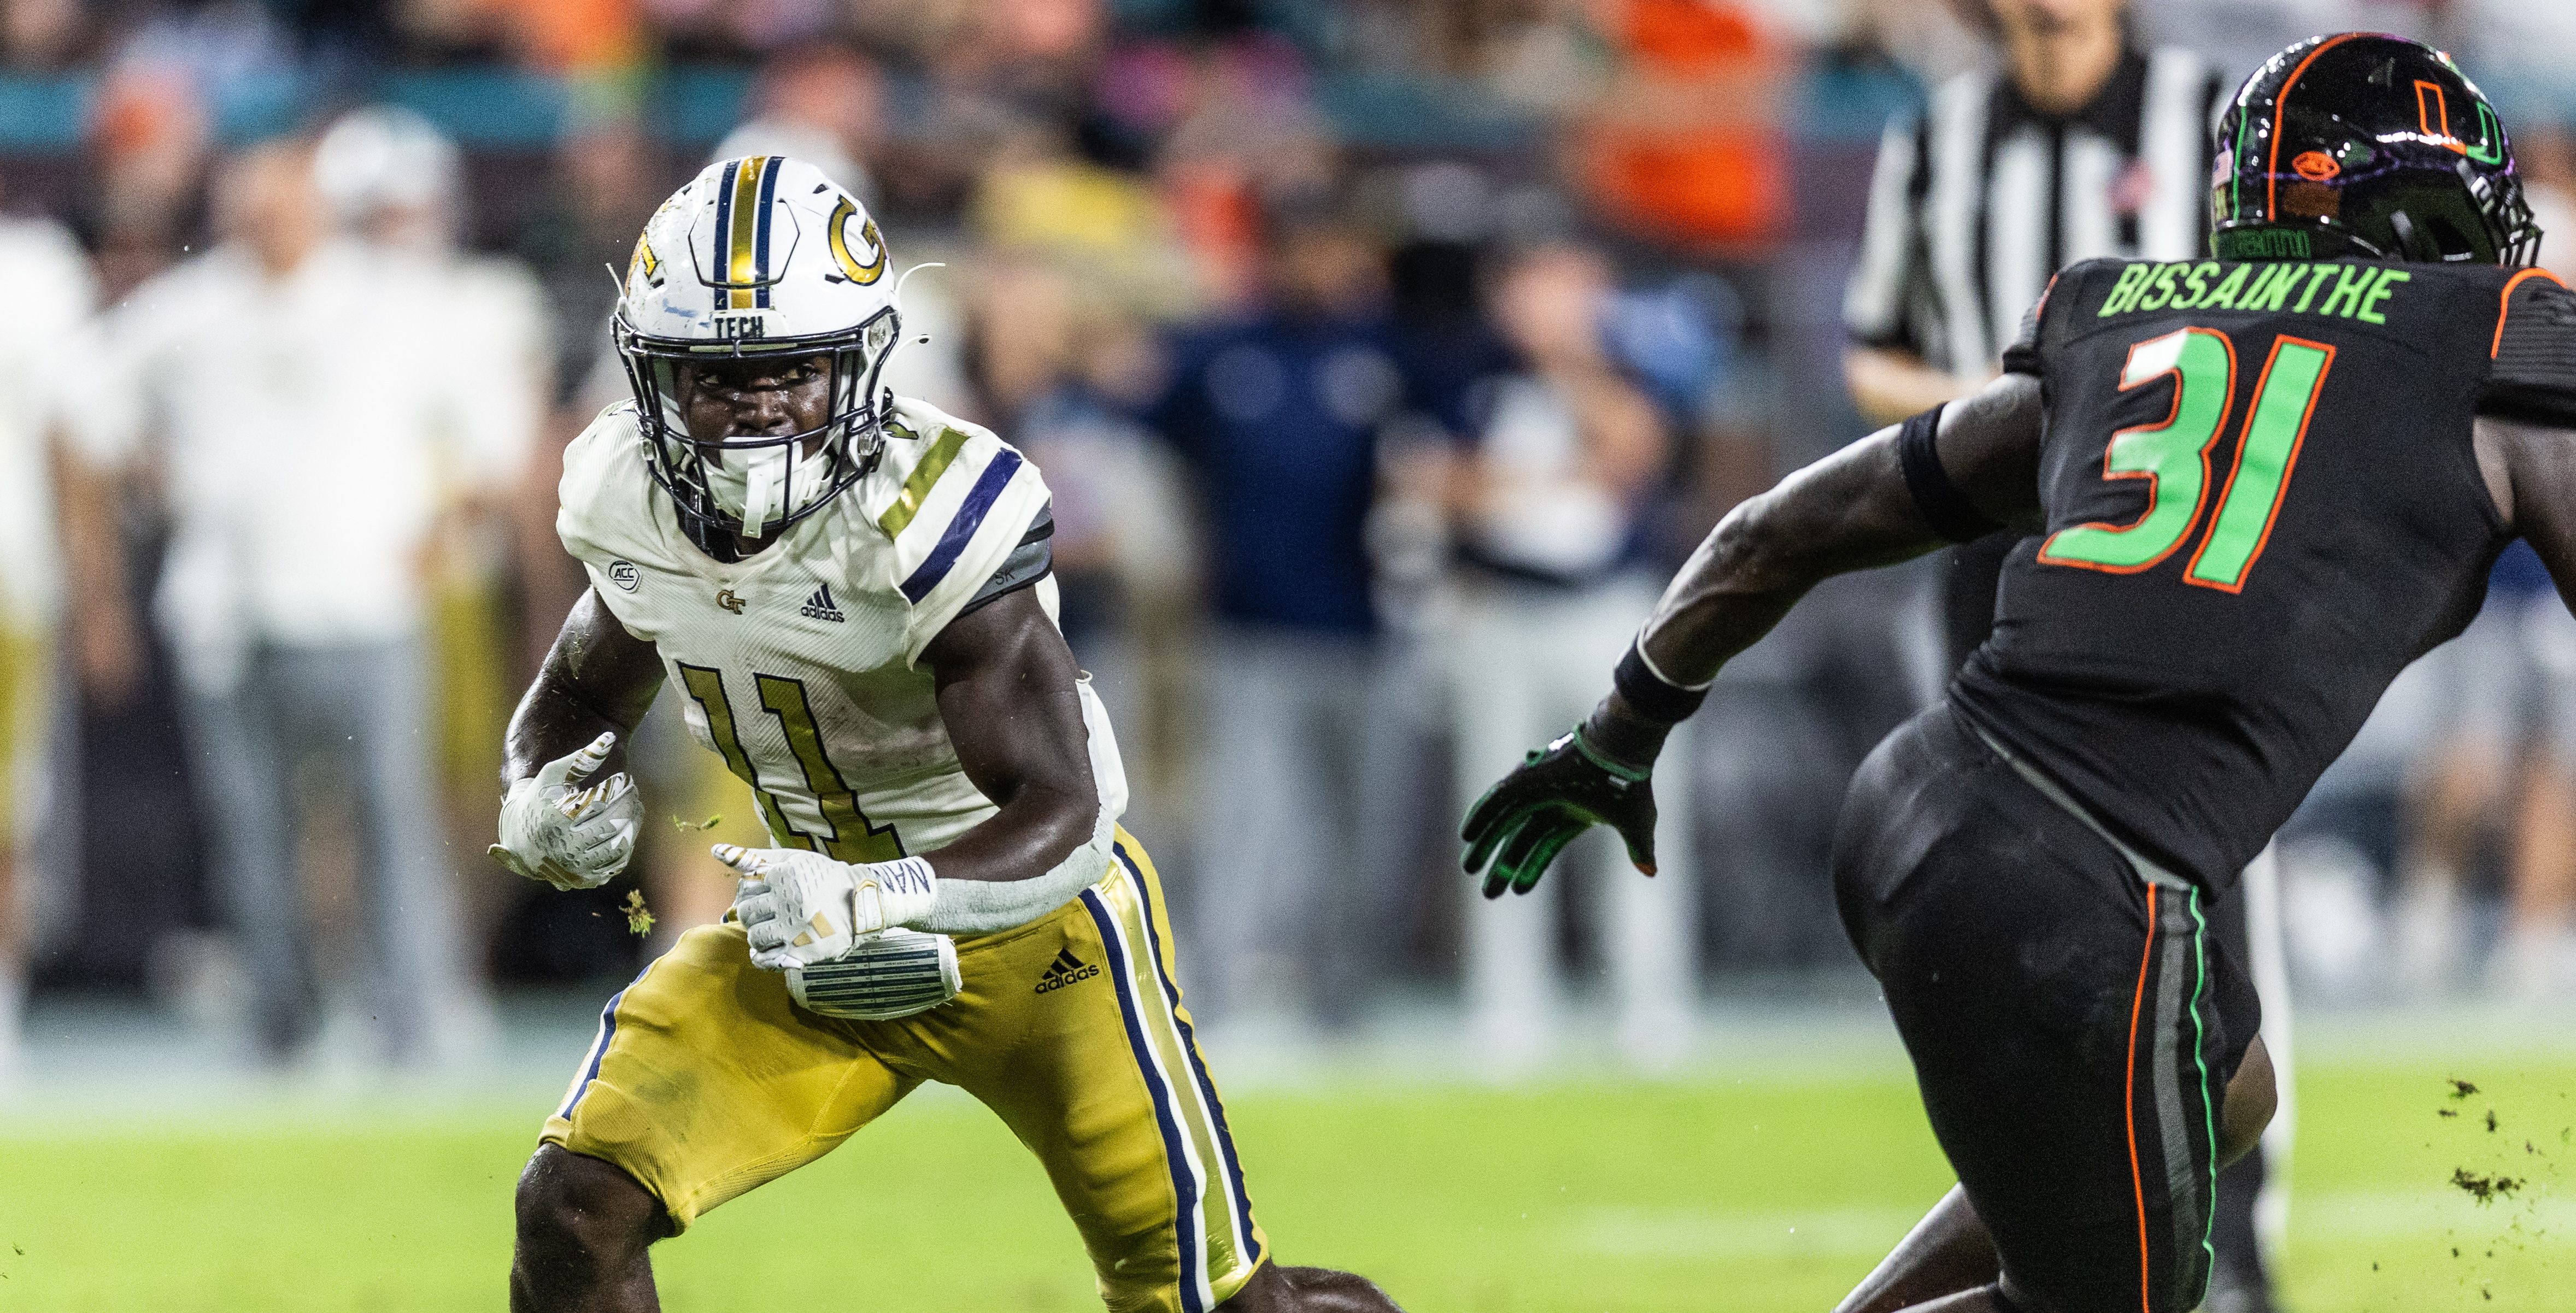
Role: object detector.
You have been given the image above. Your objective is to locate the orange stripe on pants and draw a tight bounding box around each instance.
[2125,884,2160,1313]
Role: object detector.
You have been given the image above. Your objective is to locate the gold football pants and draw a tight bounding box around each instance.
[541,830,1268,1312]
[0,626,49,856]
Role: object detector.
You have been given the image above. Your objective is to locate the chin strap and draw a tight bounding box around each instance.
[737,446,790,537]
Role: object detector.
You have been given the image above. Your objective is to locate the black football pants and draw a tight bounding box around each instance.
[1834,702,2262,1313]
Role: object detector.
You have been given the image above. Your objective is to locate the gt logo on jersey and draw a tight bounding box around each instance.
[1033,947,1099,994]
[608,561,640,592]
[715,588,746,614]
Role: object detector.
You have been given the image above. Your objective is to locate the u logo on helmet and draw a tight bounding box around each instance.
[2467,102,2509,166]
[828,198,889,286]
[2415,80,2468,155]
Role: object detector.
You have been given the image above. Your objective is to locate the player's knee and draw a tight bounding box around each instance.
[2216,1035,2279,1168]
[513,1145,667,1262]
[1216,1264,1403,1312]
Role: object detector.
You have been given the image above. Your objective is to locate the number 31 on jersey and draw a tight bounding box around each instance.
[2038,325,2336,593]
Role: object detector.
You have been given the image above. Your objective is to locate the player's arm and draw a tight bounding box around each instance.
[1463,373,2044,895]
[722,585,1112,968]
[489,588,662,890]
[917,586,1103,884]
[2479,414,2576,610]
[2480,276,2576,611]
[1638,373,2043,688]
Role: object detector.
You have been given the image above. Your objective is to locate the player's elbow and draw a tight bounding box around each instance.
[1008,780,1102,872]
[1704,487,1821,595]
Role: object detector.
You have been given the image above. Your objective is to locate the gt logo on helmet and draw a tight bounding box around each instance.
[611,156,909,548]
[828,198,889,286]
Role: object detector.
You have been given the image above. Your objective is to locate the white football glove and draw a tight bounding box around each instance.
[717,844,940,971]
[489,732,642,891]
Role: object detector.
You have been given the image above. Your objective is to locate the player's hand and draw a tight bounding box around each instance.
[1460,727,1657,899]
[489,732,641,891]
[717,845,939,971]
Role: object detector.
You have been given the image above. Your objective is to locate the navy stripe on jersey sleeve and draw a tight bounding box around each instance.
[900,448,1025,603]
[2482,273,2576,427]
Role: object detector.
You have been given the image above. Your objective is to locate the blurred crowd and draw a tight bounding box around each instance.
[4,0,2576,1079]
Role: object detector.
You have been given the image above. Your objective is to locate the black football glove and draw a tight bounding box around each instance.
[1459,727,1657,899]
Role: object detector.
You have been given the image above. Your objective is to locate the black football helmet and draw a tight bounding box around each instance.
[2210,33,2540,266]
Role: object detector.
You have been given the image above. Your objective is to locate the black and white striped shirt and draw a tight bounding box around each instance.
[1846,45,2230,375]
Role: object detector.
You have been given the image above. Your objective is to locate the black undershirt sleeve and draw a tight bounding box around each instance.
[958,504,1056,617]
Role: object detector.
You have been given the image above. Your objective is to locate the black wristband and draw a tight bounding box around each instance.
[1613,641,1707,727]
[1897,404,2003,543]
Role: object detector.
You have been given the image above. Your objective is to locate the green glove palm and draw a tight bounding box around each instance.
[1459,728,1658,899]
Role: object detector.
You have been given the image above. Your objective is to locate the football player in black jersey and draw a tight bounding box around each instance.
[1464,33,2576,1313]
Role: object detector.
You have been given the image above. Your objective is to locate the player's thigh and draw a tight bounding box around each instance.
[918,834,1268,1313]
[1887,886,2211,1312]
[543,922,918,1230]
[1841,713,2251,1313]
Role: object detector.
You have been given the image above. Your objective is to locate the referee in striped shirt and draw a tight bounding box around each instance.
[1840,5,2285,1313]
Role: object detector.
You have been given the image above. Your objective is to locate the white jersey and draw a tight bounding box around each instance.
[559,395,1127,860]
[73,239,522,688]
[0,218,96,629]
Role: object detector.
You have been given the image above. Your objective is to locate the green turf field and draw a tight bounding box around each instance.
[1,1053,2569,1310]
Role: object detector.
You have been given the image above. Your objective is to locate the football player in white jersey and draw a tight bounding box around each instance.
[494,156,1401,1313]
[0,211,96,1076]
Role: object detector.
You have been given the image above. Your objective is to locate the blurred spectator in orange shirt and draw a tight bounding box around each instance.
[1576,0,1788,254]
[88,60,209,300]
[401,0,643,73]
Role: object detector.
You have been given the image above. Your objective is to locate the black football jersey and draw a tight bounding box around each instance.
[1951,256,2576,887]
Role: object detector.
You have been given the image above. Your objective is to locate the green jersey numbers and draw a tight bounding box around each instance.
[2038,327,2236,574]
[2039,326,2336,592]
[2185,337,2336,591]
[677,663,907,862]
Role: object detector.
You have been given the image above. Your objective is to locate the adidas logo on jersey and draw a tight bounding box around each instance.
[800,584,846,623]
[1033,947,1099,994]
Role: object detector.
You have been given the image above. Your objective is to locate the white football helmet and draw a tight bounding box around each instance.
[613,155,903,545]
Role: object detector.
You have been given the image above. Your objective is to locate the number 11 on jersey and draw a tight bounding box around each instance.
[678,663,906,862]
[2038,325,2336,591]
